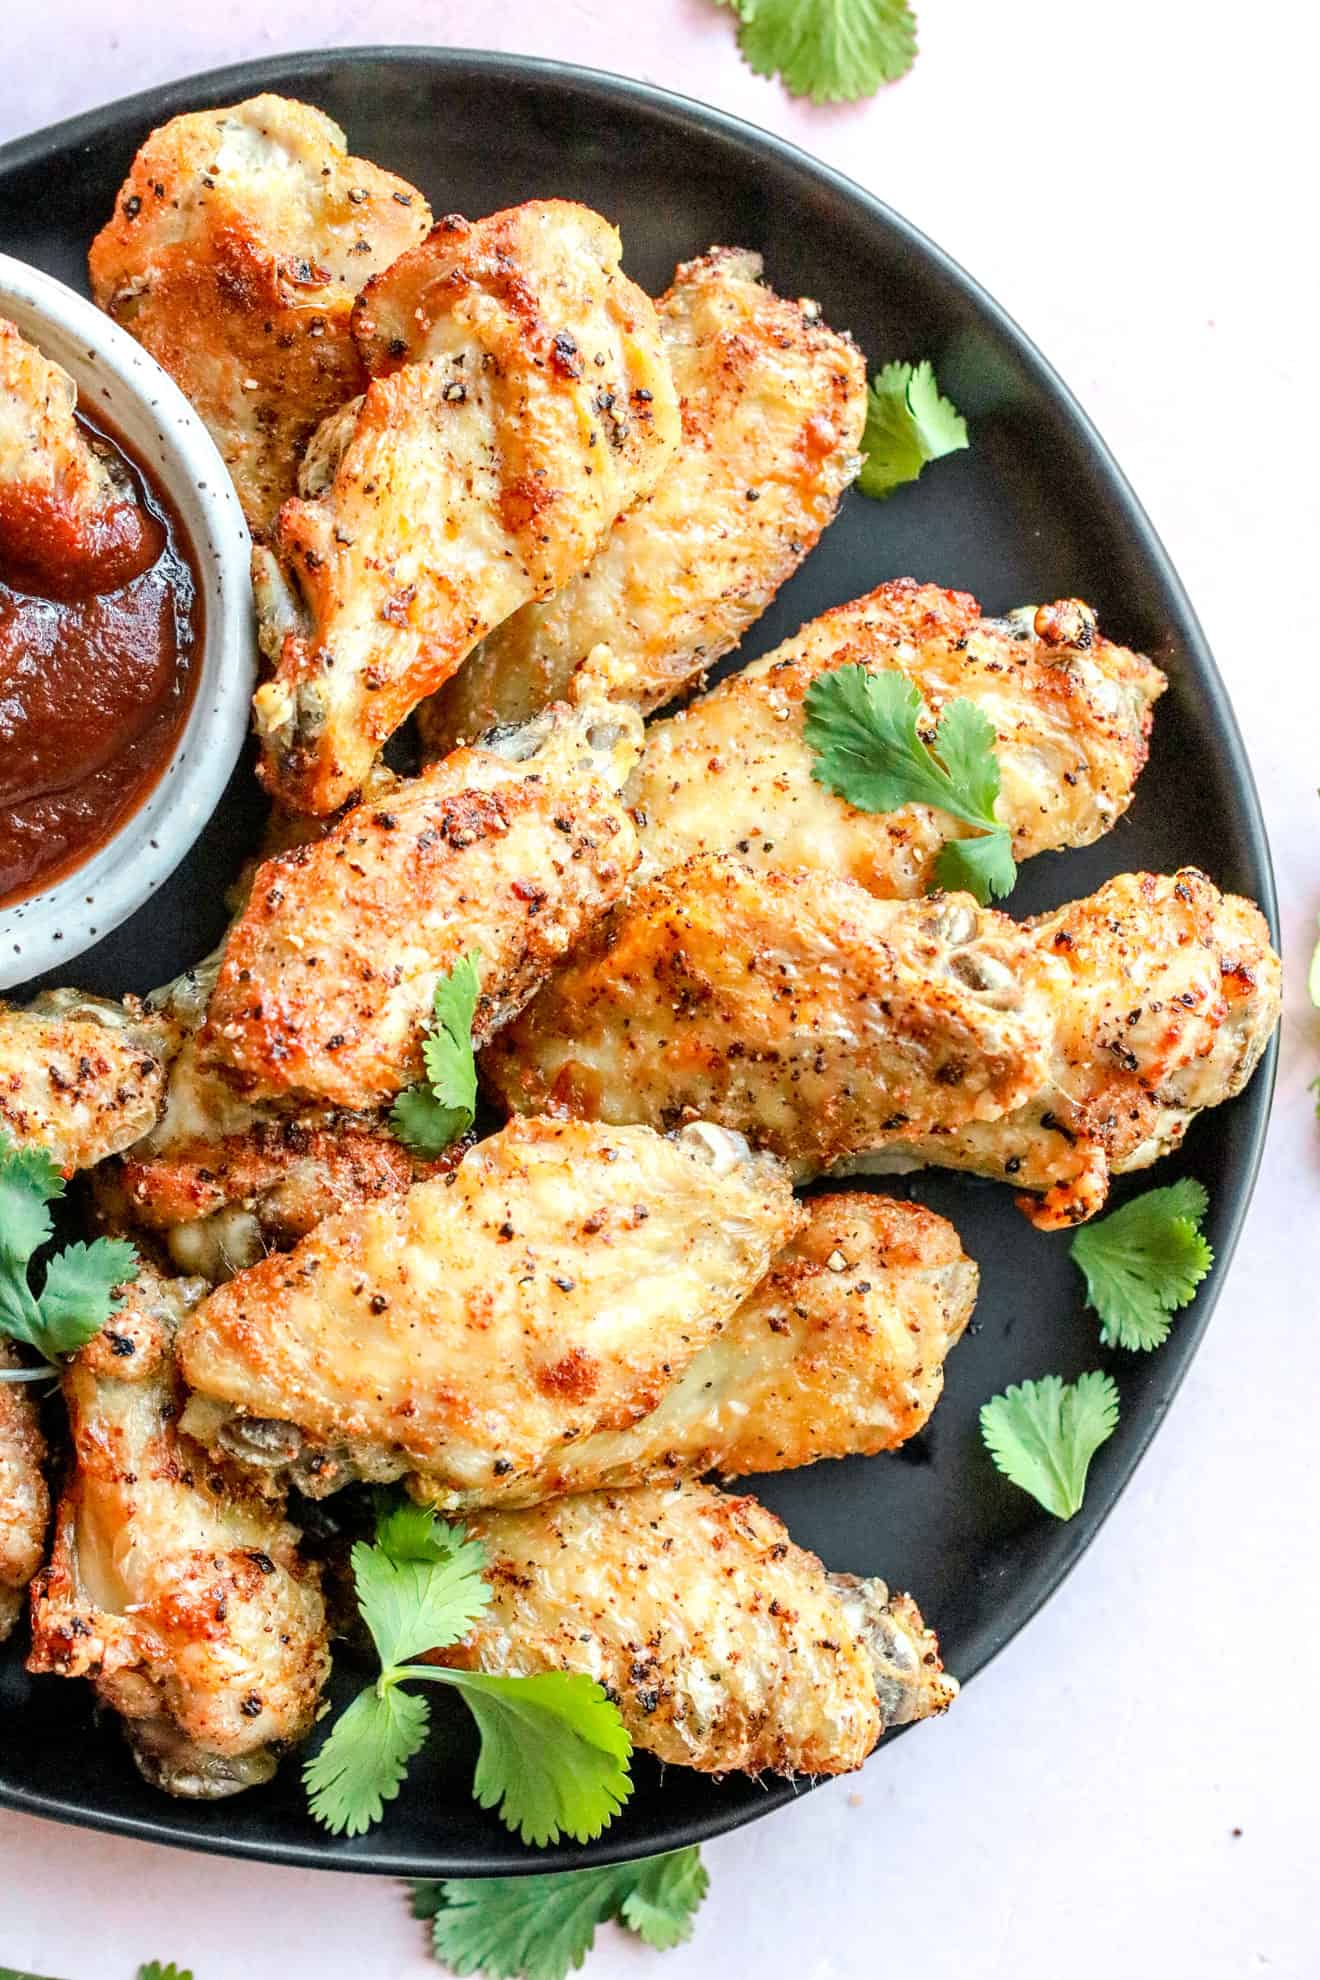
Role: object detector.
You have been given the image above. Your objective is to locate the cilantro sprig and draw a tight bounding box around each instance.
[802,666,1016,902]
[717,0,917,103]
[304,1496,632,1845]
[1070,1180,1213,1352]
[0,1130,137,1380]
[980,1371,1120,1521]
[389,952,482,1156]
[138,1966,193,1980]
[413,1847,708,1980]
[857,360,969,500]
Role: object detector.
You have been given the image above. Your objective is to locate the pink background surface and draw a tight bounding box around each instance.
[1,5,1316,1976]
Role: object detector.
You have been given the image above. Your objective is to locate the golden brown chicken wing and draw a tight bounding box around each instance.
[27,1270,329,1797]
[415,1191,976,1512]
[631,581,1165,889]
[0,993,168,1169]
[439,1480,955,1777]
[0,1343,48,1642]
[251,201,681,813]
[486,860,1280,1225]
[176,1117,798,1499]
[421,246,867,751]
[88,94,431,537]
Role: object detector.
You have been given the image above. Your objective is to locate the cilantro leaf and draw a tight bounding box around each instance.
[857,360,968,500]
[980,1371,1119,1520]
[373,1490,467,1563]
[802,666,1016,903]
[720,0,917,104]
[0,1133,138,1367]
[303,1681,432,1837]
[1070,1180,1213,1351]
[353,1531,490,1671]
[0,1131,63,1265]
[414,1847,706,1980]
[390,952,481,1156]
[138,1965,194,1980]
[34,1237,138,1358]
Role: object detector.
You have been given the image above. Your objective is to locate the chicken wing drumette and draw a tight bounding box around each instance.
[486,860,1280,1226]
[421,245,866,751]
[88,94,432,536]
[27,1269,329,1797]
[0,993,168,1169]
[251,201,681,812]
[0,1343,48,1642]
[438,1479,956,1777]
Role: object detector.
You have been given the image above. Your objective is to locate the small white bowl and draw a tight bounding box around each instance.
[0,252,255,991]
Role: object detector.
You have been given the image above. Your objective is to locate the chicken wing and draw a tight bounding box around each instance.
[415,1191,976,1512]
[199,697,642,1109]
[438,1479,955,1777]
[88,94,431,537]
[0,993,168,1169]
[420,246,867,752]
[176,1117,798,1499]
[27,1269,329,1797]
[486,859,1280,1225]
[631,581,1165,889]
[0,1343,48,1642]
[251,201,681,813]
[0,317,156,593]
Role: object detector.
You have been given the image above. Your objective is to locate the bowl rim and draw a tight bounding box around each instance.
[0,249,255,988]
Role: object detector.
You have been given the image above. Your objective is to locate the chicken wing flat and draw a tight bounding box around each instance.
[486,860,1280,1225]
[88,94,431,536]
[0,993,167,1169]
[27,1270,329,1797]
[177,1117,798,1499]
[0,317,156,593]
[0,1343,48,1642]
[251,201,681,813]
[199,698,642,1109]
[416,1192,976,1512]
[439,1480,956,1777]
[631,581,1165,889]
[421,246,867,752]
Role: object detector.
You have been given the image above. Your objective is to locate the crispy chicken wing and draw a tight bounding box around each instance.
[0,1343,48,1642]
[415,1192,976,1512]
[631,581,1165,888]
[88,94,431,536]
[421,246,866,751]
[27,1270,329,1797]
[438,1480,955,1777]
[486,860,1280,1225]
[176,1117,798,1499]
[0,993,168,1169]
[251,201,681,813]
[200,698,642,1109]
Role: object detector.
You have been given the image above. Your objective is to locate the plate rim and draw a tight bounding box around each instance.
[0,42,1280,1879]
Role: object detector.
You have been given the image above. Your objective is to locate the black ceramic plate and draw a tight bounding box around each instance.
[0,48,1277,1877]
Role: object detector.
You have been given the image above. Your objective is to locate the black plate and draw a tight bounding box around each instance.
[0,48,1278,1877]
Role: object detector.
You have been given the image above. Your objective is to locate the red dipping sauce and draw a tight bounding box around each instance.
[0,411,202,907]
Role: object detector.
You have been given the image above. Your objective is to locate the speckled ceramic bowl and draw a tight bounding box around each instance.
[0,252,255,990]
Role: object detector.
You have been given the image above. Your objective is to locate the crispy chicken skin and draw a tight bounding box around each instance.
[0,1343,48,1642]
[0,317,156,593]
[415,1191,976,1512]
[439,1480,956,1777]
[0,993,168,1169]
[200,699,643,1109]
[88,94,431,536]
[251,201,681,813]
[421,246,867,751]
[632,581,1166,889]
[176,1118,798,1499]
[488,860,1280,1226]
[27,1271,329,1797]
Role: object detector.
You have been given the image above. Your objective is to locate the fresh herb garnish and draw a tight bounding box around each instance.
[304,1496,632,1844]
[138,1965,194,1980]
[1070,1180,1213,1351]
[389,952,482,1156]
[857,360,968,500]
[717,0,917,103]
[0,1130,137,1380]
[802,666,1016,903]
[980,1371,1120,1520]
[412,1846,708,1980]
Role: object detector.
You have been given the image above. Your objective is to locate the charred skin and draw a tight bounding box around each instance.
[0,993,169,1170]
